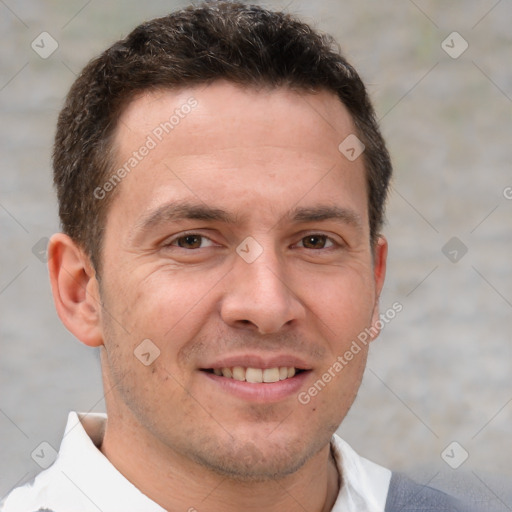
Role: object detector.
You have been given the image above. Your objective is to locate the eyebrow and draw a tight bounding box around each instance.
[288,205,363,230]
[135,201,239,233]
[134,200,363,234]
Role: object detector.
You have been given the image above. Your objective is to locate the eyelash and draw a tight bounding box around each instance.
[167,232,217,249]
[166,232,341,250]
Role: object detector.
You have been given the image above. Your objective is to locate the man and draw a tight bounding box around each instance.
[1,2,481,511]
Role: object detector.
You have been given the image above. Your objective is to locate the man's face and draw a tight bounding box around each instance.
[97,82,386,479]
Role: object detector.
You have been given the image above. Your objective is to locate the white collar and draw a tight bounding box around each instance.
[330,434,391,511]
[2,411,390,512]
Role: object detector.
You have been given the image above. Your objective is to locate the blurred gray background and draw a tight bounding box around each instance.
[1,0,511,504]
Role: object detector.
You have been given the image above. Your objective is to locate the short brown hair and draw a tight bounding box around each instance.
[53,1,392,272]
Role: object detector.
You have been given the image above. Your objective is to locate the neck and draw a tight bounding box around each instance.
[100,414,340,512]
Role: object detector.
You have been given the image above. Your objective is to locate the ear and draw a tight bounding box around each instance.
[48,233,103,347]
[369,235,388,340]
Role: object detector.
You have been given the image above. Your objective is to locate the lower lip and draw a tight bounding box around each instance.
[200,370,311,403]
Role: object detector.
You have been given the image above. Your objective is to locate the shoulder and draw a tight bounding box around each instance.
[385,471,493,512]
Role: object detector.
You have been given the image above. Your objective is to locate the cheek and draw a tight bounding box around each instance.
[101,268,224,388]
[302,266,376,338]
[300,348,368,431]
[105,266,214,337]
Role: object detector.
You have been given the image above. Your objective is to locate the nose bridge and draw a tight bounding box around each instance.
[235,237,287,301]
[221,236,302,333]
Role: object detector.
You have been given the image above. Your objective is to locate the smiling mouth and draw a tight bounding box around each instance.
[201,366,307,383]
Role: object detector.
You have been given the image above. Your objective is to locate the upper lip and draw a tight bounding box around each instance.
[200,354,312,371]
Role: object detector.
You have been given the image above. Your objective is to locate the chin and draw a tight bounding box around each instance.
[185,431,327,482]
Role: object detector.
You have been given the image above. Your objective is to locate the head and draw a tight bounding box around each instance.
[49,1,391,481]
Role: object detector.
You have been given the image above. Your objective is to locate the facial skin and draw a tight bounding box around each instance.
[49,81,387,512]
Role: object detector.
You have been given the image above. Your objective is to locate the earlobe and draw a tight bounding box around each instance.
[369,235,388,340]
[48,233,104,347]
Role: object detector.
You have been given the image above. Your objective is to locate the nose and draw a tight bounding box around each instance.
[220,244,305,334]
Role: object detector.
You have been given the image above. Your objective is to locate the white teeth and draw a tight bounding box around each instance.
[232,366,245,381]
[262,368,280,383]
[246,368,263,383]
[221,367,233,378]
[212,366,299,383]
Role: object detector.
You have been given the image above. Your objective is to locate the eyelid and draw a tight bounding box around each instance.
[294,231,344,249]
[165,230,218,248]
[162,230,345,250]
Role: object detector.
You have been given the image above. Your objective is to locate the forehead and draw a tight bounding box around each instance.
[115,81,357,160]
[107,81,368,232]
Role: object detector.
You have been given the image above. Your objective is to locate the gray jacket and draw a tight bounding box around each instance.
[385,472,496,512]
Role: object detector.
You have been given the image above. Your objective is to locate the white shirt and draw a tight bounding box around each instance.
[1,412,391,512]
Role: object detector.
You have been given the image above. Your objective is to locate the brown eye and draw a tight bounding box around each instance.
[300,235,332,249]
[176,235,204,249]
